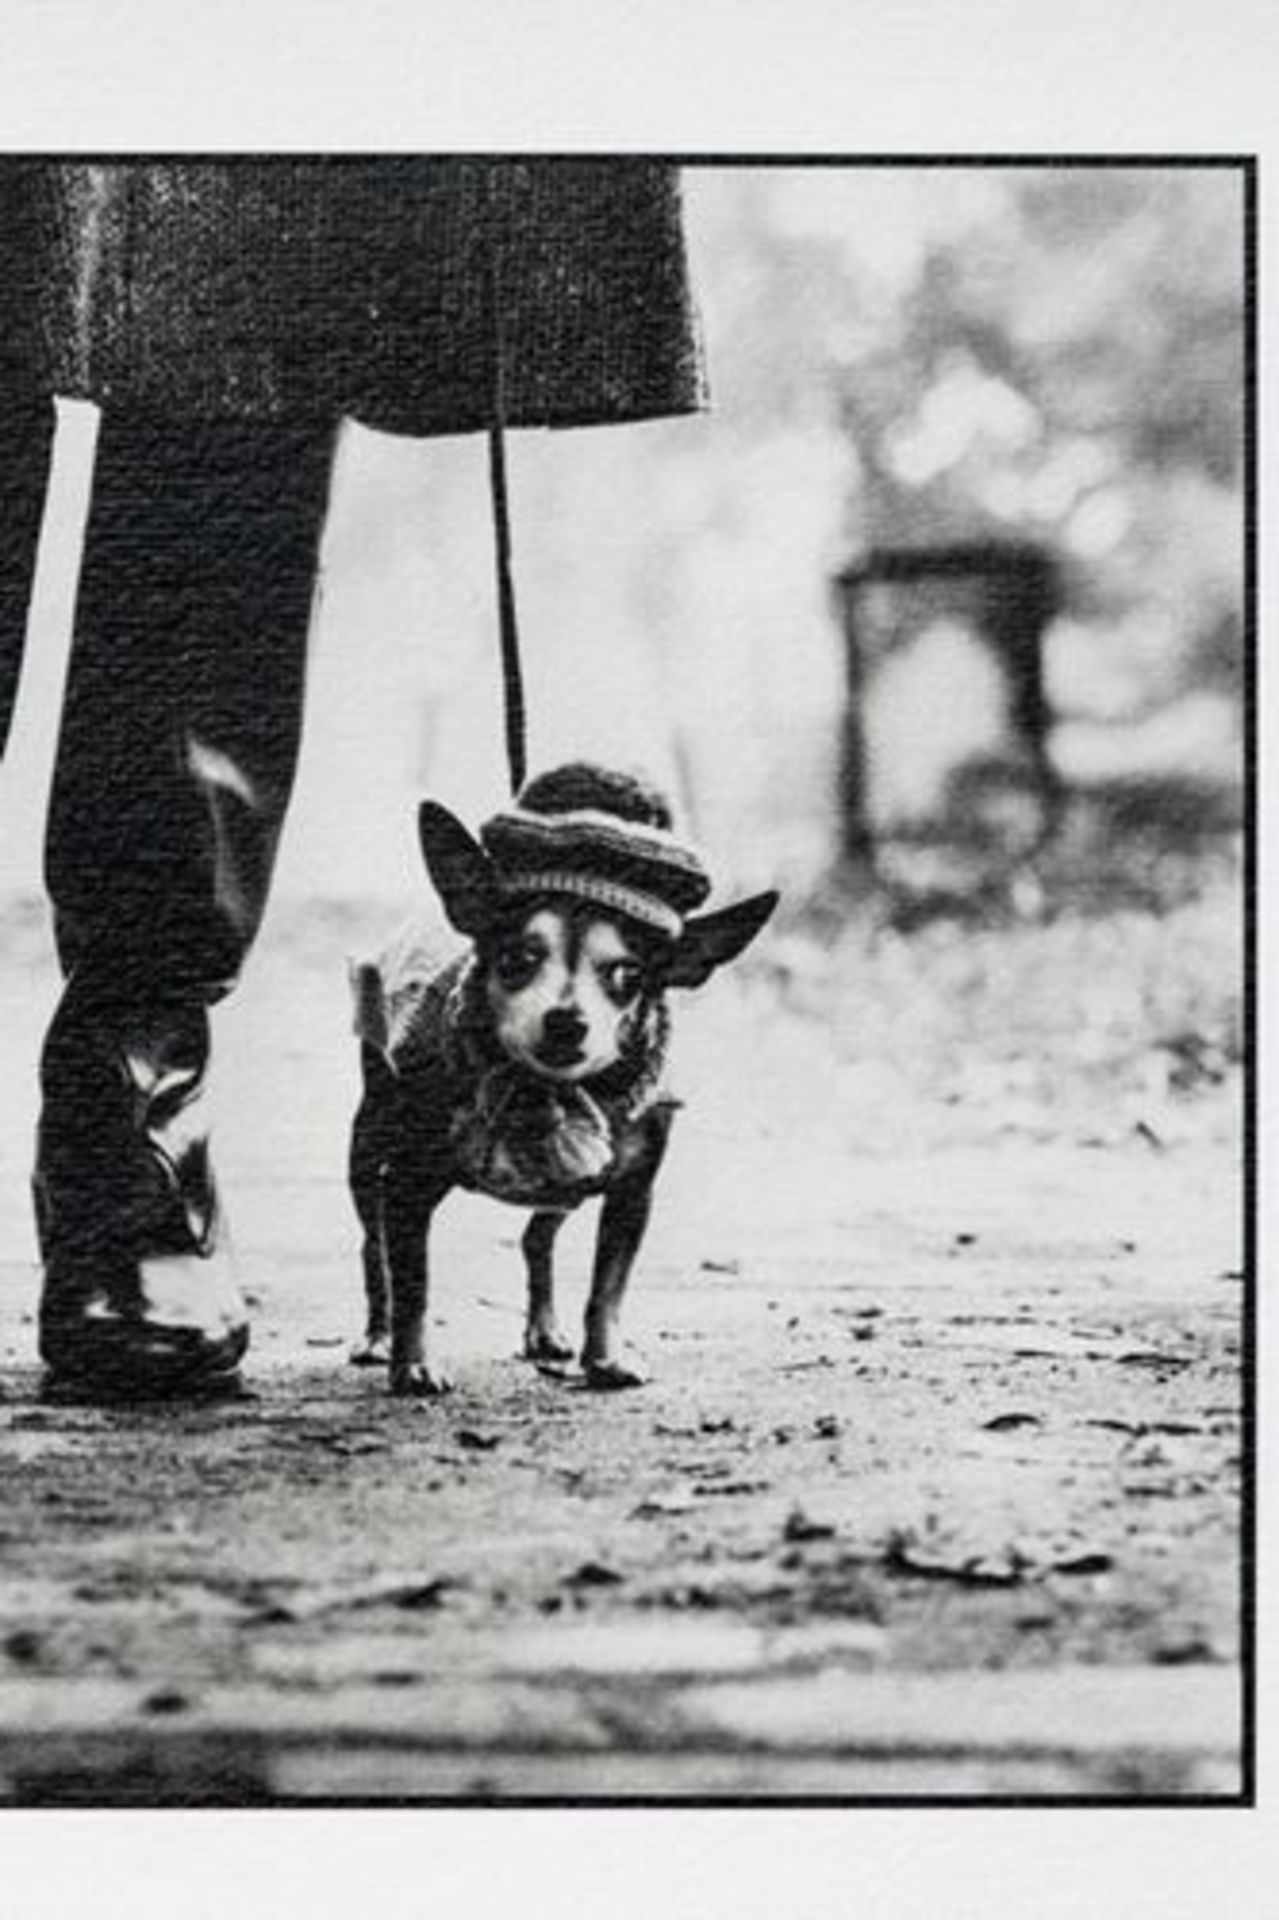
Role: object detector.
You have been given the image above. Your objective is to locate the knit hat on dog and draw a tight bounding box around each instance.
[479,766,712,939]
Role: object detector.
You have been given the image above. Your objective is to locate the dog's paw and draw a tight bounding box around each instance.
[583,1358,647,1391]
[349,1332,391,1367]
[523,1325,575,1365]
[389,1362,454,1398]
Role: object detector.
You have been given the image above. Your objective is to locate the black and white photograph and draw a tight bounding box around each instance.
[0,150,1247,1810]
[0,2,1268,1912]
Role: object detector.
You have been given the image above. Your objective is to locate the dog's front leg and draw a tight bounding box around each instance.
[383,1149,454,1397]
[522,1210,573,1364]
[349,1044,396,1366]
[582,1109,673,1390]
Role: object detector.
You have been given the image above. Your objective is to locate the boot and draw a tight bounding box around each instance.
[34,989,248,1396]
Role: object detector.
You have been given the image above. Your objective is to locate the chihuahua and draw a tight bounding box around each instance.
[347,763,777,1396]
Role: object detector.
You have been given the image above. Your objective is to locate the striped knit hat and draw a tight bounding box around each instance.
[479,767,712,940]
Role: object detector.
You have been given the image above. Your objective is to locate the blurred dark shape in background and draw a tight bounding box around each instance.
[716,163,1244,922]
[836,541,1063,876]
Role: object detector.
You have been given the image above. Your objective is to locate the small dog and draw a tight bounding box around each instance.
[347,763,777,1396]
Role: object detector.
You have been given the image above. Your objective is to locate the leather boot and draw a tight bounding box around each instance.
[34,989,248,1396]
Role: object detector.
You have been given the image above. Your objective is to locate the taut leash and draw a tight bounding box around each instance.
[485,165,528,798]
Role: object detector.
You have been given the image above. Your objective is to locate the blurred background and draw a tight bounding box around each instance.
[0,163,1245,898]
[0,163,1244,1192]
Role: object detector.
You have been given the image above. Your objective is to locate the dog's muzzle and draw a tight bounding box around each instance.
[538,1008,589,1069]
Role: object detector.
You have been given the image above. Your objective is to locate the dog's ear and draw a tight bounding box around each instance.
[664,890,779,989]
[418,801,500,936]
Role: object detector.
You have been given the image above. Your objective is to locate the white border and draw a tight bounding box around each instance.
[1,2,1270,1915]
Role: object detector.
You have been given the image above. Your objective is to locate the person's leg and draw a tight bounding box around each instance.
[0,391,56,761]
[35,411,338,1395]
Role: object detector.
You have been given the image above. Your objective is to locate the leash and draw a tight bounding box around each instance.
[484,166,528,797]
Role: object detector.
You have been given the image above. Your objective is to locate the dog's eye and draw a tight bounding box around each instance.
[601,960,643,1006]
[493,941,543,988]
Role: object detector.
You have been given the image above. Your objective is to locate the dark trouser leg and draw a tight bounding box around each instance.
[35,411,338,1394]
[0,391,56,761]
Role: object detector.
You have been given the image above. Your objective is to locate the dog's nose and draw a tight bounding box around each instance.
[543,1007,588,1045]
